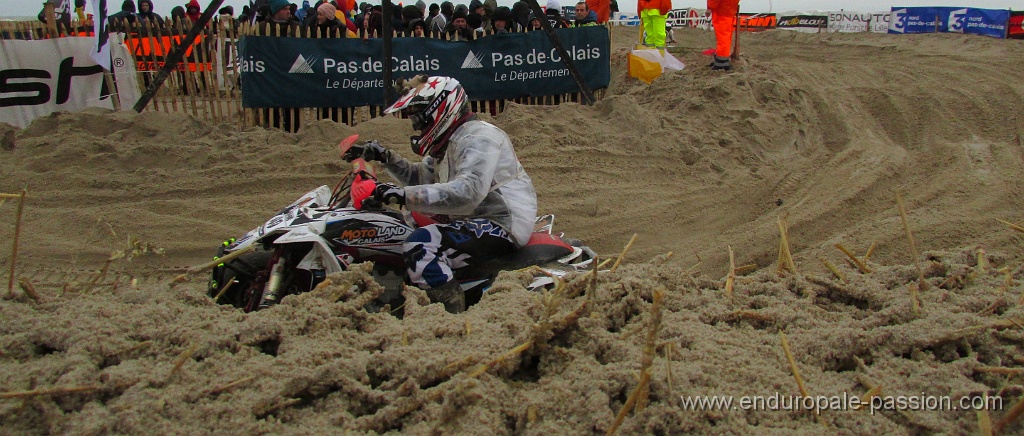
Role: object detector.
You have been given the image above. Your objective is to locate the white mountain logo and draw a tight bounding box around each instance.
[461,50,485,69]
[288,54,316,73]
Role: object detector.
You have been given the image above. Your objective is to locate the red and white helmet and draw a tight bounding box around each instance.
[384,75,469,157]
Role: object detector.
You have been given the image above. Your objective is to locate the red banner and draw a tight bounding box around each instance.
[123,33,213,72]
[738,13,777,31]
[1009,11,1024,39]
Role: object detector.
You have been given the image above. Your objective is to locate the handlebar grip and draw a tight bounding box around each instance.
[361,197,383,210]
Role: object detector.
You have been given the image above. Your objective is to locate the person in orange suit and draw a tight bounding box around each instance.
[637,0,670,48]
[586,0,609,23]
[708,0,739,70]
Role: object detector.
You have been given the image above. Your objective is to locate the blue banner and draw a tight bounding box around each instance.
[889,6,1009,38]
[889,7,951,34]
[238,27,611,108]
[948,8,1010,38]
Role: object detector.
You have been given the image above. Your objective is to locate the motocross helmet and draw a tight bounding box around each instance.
[384,75,468,157]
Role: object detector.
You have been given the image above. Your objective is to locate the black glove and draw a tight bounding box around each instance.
[344,140,392,163]
[372,183,405,206]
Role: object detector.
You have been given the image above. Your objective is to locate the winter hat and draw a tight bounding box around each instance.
[402,4,422,20]
[468,0,482,12]
[269,0,290,13]
[492,6,511,22]
[317,2,337,17]
[452,7,467,20]
[546,0,559,11]
[407,17,426,31]
[415,0,426,11]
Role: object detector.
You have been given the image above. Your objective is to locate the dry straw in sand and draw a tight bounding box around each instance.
[3,189,27,297]
[897,195,927,292]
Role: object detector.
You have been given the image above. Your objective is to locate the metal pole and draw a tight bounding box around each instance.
[382,0,395,105]
[132,0,223,113]
[524,0,595,105]
[731,9,740,60]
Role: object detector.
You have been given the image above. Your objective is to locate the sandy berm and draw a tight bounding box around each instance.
[2,25,1024,434]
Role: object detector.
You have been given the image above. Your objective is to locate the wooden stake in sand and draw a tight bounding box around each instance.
[725,246,736,299]
[17,278,41,301]
[974,366,1024,376]
[170,245,255,288]
[168,342,200,381]
[896,195,928,291]
[777,216,797,275]
[835,244,871,274]
[821,258,846,282]
[607,289,665,435]
[863,242,878,262]
[995,395,1024,434]
[202,376,256,397]
[996,218,1024,234]
[610,233,639,273]
[908,283,922,318]
[6,189,27,298]
[212,279,237,302]
[780,332,810,399]
[977,393,993,436]
[1,385,101,399]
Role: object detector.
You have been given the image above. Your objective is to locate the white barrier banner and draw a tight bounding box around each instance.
[665,8,711,30]
[827,11,891,33]
[0,36,138,129]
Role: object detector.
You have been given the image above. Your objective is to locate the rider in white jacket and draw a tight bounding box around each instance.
[346,75,537,313]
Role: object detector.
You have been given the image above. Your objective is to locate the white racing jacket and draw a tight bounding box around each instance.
[382,119,538,247]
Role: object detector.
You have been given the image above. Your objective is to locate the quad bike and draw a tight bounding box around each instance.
[209,135,595,313]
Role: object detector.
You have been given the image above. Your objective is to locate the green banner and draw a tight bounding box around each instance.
[239,27,610,108]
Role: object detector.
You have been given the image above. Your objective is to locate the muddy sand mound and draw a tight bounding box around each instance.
[2,26,1024,433]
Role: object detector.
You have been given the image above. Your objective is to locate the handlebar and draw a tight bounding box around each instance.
[359,197,384,210]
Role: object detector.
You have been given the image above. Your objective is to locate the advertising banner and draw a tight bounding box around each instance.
[889,7,949,34]
[664,8,711,29]
[0,35,139,129]
[124,31,215,72]
[890,7,1009,37]
[239,26,610,108]
[1010,11,1024,39]
[776,15,828,33]
[738,13,777,31]
[946,8,1010,38]
[826,12,890,33]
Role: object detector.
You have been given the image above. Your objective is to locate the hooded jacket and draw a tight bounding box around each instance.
[429,1,454,36]
[511,1,530,28]
[186,0,202,21]
[383,121,538,247]
[136,0,164,25]
[107,1,137,27]
[296,0,311,22]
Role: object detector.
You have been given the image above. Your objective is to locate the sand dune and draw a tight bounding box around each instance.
[2,26,1024,433]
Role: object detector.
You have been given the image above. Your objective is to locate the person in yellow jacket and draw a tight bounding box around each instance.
[637,0,670,48]
[708,0,740,70]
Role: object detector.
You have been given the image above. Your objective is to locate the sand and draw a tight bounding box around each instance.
[2,26,1024,434]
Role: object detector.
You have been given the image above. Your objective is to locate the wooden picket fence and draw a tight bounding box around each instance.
[0,18,607,132]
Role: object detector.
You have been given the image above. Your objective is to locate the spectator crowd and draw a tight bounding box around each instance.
[68,0,619,38]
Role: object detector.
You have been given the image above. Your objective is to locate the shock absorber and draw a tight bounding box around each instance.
[258,256,286,309]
